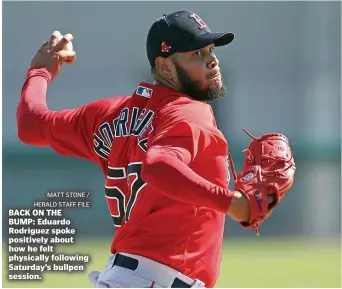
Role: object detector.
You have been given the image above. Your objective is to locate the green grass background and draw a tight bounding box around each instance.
[2,238,341,288]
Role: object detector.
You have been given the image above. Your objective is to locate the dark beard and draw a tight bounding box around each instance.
[174,62,227,102]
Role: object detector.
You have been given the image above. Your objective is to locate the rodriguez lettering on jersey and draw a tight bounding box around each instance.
[93,106,154,159]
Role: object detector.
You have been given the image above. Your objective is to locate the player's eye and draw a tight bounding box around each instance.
[209,46,215,53]
[193,50,202,57]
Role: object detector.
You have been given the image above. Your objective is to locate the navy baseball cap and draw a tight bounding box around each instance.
[146,10,234,67]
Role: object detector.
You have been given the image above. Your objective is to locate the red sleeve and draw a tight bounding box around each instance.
[16,67,126,163]
[140,103,234,213]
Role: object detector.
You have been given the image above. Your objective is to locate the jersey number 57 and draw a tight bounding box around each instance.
[105,162,146,227]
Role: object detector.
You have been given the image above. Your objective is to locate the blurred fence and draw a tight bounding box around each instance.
[2,1,341,239]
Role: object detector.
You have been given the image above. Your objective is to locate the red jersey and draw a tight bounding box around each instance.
[17,68,234,287]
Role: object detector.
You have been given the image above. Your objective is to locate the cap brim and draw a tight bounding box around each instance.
[179,32,234,52]
[211,32,235,47]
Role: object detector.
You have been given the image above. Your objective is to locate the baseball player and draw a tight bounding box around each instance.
[17,10,296,288]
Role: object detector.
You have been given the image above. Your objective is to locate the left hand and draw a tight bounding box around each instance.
[30,31,76,80]
[228,129,296,235]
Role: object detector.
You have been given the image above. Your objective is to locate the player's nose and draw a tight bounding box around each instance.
[207,55,219,69]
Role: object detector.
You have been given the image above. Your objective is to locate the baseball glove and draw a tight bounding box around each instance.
[228,129,296,236]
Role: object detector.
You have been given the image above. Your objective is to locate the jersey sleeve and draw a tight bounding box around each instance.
[140,101,234,213]
[17,67,126,163]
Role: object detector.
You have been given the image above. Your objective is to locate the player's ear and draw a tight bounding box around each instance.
[155,57,175,80]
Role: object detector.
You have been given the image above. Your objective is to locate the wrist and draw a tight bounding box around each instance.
[26,67,52,83]
[226,191,251,222]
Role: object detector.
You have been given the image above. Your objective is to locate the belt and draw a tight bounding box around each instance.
[113,253,193,288]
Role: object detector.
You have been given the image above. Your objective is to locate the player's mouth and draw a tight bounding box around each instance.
[207,70,221,80]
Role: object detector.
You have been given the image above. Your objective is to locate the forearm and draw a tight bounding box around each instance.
[141,152,235,213]
[17,68,52,145]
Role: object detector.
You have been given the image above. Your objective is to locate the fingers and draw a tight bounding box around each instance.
[38,41,49,52]
[53,33,74,52]
[49,31,62,47]
[65,52,76,64]
[56,50,76,64]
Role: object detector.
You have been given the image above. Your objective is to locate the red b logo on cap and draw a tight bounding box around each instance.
[189,13,207,29]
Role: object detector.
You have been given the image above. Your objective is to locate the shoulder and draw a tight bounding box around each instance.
[81,95,131,122]
[86,95,130,112]
[156,95,215,127]
[134,82,216,127]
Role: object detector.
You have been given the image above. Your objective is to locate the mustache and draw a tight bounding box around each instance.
[207,69,221,79]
